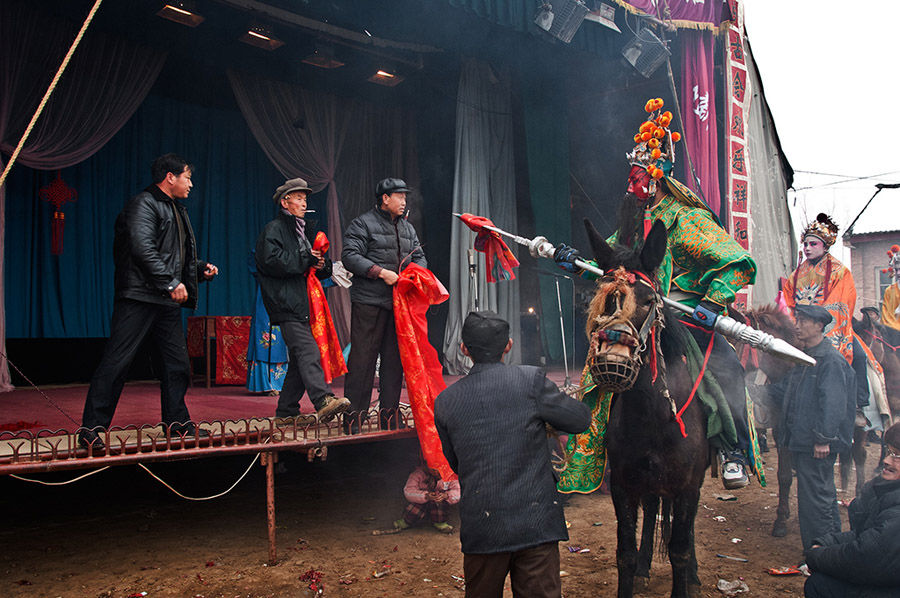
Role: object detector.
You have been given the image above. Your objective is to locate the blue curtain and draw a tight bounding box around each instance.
[4,93,284,338]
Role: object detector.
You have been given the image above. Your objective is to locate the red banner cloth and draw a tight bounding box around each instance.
[308,232,347,384]
[393,263,454,481]
[458,213,519,282]
[680,30,721,214]
[215,316,252,385]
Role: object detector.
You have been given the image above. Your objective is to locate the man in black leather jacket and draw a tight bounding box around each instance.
[341,178,426,433]
[255,178,350,425]
[79,154,218,450]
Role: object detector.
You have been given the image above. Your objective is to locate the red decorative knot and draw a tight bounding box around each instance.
[38,171,77,209]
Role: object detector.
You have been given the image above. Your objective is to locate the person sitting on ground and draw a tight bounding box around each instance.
[393,464,461,533]
[803,421,900,597]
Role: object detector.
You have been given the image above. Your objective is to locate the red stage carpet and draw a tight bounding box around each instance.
[0,369,573,434]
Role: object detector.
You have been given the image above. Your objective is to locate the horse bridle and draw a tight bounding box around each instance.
[588,267,664,392]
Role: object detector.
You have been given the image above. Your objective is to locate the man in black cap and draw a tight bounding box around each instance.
[255,177,350,425]
[434,311,590,598]
[341,178,426,433]
[767,303,857,563]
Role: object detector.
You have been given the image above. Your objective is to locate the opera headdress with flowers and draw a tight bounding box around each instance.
[802,213,839,248]
[887,244,900,273]
[625,98,680,199]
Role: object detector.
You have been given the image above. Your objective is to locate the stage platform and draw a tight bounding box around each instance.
[0,367,574,561]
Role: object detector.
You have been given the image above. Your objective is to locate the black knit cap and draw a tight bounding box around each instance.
[794,304,832,327]
[462,310,510,362]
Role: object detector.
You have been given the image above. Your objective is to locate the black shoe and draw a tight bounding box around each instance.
[379,418,408,431]
[342,421,360,435]
[77,429,106,452]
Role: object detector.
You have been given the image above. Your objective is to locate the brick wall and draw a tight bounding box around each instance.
[846,231,900,315]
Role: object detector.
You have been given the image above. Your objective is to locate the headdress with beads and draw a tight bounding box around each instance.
[801,213,839,248]
[885,245,900,281]
[627,97,681,184]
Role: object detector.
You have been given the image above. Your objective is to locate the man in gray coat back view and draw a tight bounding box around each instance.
[435,311,591,598]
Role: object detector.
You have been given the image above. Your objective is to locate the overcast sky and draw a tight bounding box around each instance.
[743,0,900,267]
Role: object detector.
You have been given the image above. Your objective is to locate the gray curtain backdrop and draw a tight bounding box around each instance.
[227,70,422,345]
[442,59,520,374]
[0,1,166,390]
[744,45,796,306]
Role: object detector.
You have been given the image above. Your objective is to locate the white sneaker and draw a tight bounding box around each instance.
[722,461,749,489]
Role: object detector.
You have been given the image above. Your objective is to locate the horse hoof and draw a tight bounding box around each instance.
[687,583,702,598]
[633,575,650,594]
[771,520,788,537]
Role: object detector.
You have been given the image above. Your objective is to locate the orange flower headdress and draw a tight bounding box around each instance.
[627,97,681,182]
[801,213,839,248]
[885,244,900,274]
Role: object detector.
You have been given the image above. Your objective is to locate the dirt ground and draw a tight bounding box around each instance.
[0,435,885,597]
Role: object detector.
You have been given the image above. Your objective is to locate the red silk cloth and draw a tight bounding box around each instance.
[307,232,347,384]
[458,213,520,282]
[392,263,454,481]
[215,316,252,385]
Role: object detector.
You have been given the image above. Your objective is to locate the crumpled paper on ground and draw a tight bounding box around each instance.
[716,578,749,596]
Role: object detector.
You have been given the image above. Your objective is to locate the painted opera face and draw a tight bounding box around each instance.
[802,236,826,262]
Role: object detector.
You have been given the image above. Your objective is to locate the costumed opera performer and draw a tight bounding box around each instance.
[554,98,757,491]
[341,178,426,434]
[255,178,350,425]
[882,245,900,333]
[80,154,218,451]
[782,214,870,412]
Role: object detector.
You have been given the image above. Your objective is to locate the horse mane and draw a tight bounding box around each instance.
[659,308,692,361]
[745,304,796,342]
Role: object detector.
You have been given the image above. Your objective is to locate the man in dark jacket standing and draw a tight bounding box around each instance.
[804,421,900,596]
[255,178,349,424]
[80,154,218,450]
[769,304,857,555]
[341,178,426,432]
[434,311,591,598]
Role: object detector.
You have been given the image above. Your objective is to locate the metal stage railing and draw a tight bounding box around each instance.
[0,408,416,563]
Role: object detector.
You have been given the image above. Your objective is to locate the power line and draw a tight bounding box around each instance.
[793,169,900,191]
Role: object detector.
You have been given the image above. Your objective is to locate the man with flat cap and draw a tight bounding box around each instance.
[767,303,857,562]
[255,178,350,424]
[341,177,426,433]
[434,311,591,598]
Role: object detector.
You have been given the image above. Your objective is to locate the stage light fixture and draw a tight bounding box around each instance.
[156,2,204,27]
[621,27,671,78]
[534,0,589,44]
[584,2,620,33]
[240,25,284,51]
[367,69,404,87]
[302,43,345,69]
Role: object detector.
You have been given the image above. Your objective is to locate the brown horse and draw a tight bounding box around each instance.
[854,311,900,418]
[584,220,707,598]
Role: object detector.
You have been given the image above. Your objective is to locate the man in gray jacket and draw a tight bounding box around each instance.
[769,303,856,558]
[435,311,591,597]
[341,178,426,433]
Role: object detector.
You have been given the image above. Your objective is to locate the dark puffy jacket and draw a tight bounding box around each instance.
[255,212,332,325]
[114,185,208,310]
[341,207,426,309]
[806,476,900,587]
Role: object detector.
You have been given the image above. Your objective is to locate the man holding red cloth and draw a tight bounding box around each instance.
[255,178,349,425]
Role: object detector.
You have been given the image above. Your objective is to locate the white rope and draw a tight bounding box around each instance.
[10,466,109,485]
[137,453,262,501]
[0,0,105,189]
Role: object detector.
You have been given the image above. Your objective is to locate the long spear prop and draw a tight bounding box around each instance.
[453,213,815,367]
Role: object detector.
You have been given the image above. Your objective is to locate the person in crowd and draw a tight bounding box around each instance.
[882,245,900,333]
[393,464,461,534]
[255,178,349,425]
[803,421,900,597]
[435,311,591,598]
[768,304,856,557]
[80,154,218,450]
[341,178,426,433]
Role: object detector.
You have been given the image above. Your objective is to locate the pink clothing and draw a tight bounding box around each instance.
[403,466,460,505]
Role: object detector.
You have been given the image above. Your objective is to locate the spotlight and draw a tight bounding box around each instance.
[239,24,284,51]
[302,43,345,69]
[621,28,671,78]
[534,0,589,44]
[156,2,204,28]
[367,69,404,87]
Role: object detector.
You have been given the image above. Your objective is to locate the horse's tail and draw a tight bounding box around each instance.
[657,498,672,560]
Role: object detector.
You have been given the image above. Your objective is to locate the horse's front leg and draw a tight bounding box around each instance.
[634,494,658,592]
[612,483,640,598]
[773,429,792,537]
[669,490,700,598]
